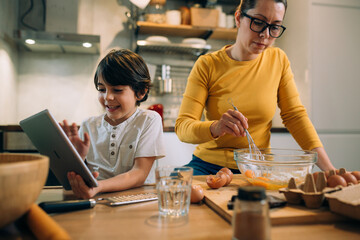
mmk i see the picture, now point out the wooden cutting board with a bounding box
[193,175,347,225]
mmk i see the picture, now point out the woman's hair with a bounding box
[237,0,287,14]
[94,49,151,106]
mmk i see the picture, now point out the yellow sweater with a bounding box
[175,46,323,169]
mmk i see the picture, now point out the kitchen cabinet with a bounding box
[145,131,360,184]
[270,132,360,171]
[159,132,196,166]
[155,131,300,171]
[145,131,196,183]
[309,0,360,132]
[309,0,360,170]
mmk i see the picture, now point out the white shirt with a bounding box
[79,108,165,181]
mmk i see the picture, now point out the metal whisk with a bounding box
[227,98,264,160]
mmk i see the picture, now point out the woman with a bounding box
[175,0,335,175]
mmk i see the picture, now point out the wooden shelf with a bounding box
[136,21,237,40]
[136,40,211,56]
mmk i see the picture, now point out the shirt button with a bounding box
[129,145,133,149]
[111,134,115,138]
[111,151,115,155]
[111,143,115,147]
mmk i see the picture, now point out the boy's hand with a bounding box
[67,171,100,199]
[60,120,90,160]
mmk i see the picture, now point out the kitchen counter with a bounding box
[165,126,289,133]
[0,125,288,133]
[2,176,359,240]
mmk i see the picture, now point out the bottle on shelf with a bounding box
[161,64,172,94]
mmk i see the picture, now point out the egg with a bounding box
[337,168,347,175]
[341,172,358,185]
[351,171,360,181]
[244,170,255,178]
[190,184,204,203]
[206,174,227,189]
[220,168,233,182]
[217,171,231,186]
[327,175,347,188]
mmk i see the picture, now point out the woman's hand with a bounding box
[67,171,100,199]
[210,109,248,138]
[60,120,90,160]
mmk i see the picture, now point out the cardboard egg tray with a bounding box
[279,169,360,220]
[279,172,339,209]
[325,184,360,220]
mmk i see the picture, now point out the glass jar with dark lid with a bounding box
[232,186,271,240]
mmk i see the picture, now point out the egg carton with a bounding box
[279,172,342,209]
[325,184,360,220]
[279,168,360,209]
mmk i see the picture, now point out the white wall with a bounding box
[15,0,136,124]
[0,0,18,124]
[271,0,311,127]
[17,52,101,122]
[10,0,231,125]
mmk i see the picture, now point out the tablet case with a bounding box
[19,109,98,190]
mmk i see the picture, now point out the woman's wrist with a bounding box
[210,121,219,138]
[312,147,335,171]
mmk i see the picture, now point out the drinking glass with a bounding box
[155,166,193,217]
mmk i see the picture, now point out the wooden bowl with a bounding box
[0,153,49,228]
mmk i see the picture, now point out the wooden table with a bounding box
[2,177,360,240]
[35,185,232,240]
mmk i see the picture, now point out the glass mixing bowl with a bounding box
[234,148,317,190]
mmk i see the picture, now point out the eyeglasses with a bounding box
[241,11,286,38]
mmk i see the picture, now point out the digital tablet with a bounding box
[19,109,98,190]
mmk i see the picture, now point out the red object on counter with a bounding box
[148,104,164,125]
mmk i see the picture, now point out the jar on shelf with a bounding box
[145,0,166,24]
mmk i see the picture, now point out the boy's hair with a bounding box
[94,49,151,106]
